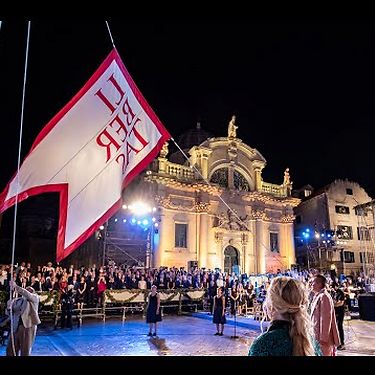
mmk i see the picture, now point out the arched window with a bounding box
[210,168,250,191]
[210,168,228,188]
[234,170,250,191]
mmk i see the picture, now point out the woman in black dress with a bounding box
[76,276,86,310]
[213,286,226,336]
[230,283,239,316]
[146,285,162,336]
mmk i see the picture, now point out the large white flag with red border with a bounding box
[0,48,170,262]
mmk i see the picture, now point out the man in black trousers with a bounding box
[60,285,75,329]
[332,282,346,350]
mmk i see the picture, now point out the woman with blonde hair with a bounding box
[249,276,321,356]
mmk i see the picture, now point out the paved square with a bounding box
[1,314,374,356]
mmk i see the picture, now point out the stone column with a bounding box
[200,149,212,179]
[254,168,262,191]
[199,213,208,268]
[286,222,296,267]
[256,220,266,274]
[278,222,296,270]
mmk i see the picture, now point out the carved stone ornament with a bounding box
[155,195,210,213]
[280,214,295,223]
[250,210,267,220]
[214,209,248,231]
[214,232,224,243]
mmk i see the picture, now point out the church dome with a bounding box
[169,122,213,164]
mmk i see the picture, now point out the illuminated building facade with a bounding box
[145,117,300,274]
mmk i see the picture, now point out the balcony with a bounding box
[261,181,286,198]
[165,162,195,180]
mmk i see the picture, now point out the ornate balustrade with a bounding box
[166,162,195,180]
[261,181,286,197]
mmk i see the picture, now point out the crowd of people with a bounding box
[0,261,369,321]
[0,260,373,356]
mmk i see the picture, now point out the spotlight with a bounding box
[99,225,104,230]
[154,222,159,228]
[131,218,136,224]
[131,202,150,216]
[123,219,127,223]
[114,218,118,222]
[137,220,141,225]
[122,204,127,210]
[152,217,156,222]
[142,219,149,225]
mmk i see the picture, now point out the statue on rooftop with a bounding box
[228,115,238,139]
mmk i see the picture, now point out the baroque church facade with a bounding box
[144,117,300,274]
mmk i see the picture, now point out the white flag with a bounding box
[0,49,170,261]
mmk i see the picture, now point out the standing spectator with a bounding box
[138,276,147,290]
[60,285,74,329]
[6,281,41,356]
[208,280,217,314]
[97,274,107,306]
[76,276,87,310]
[30,276,41,292]
[216,274,224,288]
[212,286,226,336]
[310,274,340,356]
[146,285,162,337]
[249,277,321,356]
[332,282,346,350]
[230,283,239,316]
[87,274,97,306]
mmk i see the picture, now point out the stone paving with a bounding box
[1,313,374,356]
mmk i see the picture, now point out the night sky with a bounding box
[1,20,375,197]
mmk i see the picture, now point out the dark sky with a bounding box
[1,20,375,197]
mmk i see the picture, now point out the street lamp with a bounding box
[301,229,311,269]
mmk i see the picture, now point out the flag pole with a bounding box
[8,20,31,357]
[105,21,116,49]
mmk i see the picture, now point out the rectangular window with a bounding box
[343,251,355,263]
[336,225,353,240]
[270,232,279,253]
[295,215,302,224]
[355,207,368,216]
[175,223,187,248]
[346,188,353,195]
[360,252,366,264]
[304,190,312,197]
[357,226,371,241]
[367,252,374,264]
[335,205,350,214]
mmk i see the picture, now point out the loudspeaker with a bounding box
[358,294,375,321]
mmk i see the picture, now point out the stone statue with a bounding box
[283,168,291,185]
[160,141,169,158]
[228,115,238,138]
